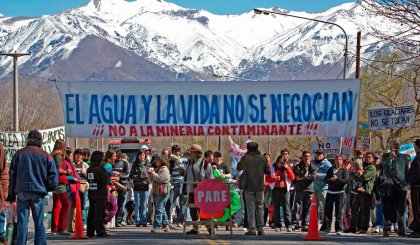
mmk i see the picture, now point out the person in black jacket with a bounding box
[292,151,316,231]
[408,139,420,238]
[87,151,111,238]
[129,150,151,227]
[320,155,349,234]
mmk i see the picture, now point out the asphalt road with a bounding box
[24,225,420,245]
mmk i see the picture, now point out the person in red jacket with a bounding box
[267,155,295,232]
[0,142,9,243]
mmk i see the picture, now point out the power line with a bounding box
[360,29,415,48]
[319,59,342,79]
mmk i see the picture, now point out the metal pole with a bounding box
[13,56,18,131]
[253,9,348,79]
[0,52,31,132]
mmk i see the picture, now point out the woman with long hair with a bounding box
[267,155,295,232]
[50,139,71,235]
[320,155,349,234]
[103,149,119,225]
[147,156,171,233]
[130,150,151,227]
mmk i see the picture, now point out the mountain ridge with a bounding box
[0,0,397,81]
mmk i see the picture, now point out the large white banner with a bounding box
[0,126,65,162]
[57,80,361,138]
[368,105,415,131]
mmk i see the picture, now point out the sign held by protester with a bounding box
[311,137,341,159]
[0,126,65,162]
[195,179,230,214]
[368,106,415,131]
[57,80,361,138]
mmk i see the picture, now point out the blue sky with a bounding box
[0,0,355,17]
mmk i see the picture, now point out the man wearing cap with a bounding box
[408,139,420,237]
[6,130,58,245]
[380,139,410,237]
[311,149,332,222]
[183,144,213,235]
[212,151,232,180]
[237,142,270,236]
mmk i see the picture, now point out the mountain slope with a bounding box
[0,0,399,81]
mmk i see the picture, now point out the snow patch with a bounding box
[115,60,122,67]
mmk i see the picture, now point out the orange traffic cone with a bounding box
[303,195,324,241]
[70,193,88,239]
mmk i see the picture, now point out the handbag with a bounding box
[153,182,170,196]
[79,180,89,193]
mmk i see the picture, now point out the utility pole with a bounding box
[353,32,362,154]
[0,52,31,131]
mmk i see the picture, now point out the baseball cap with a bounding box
[214,151,222,158]
[141,145,150,151]
[74,148,85,156]
[315,149,324,154]
[189,144,203,153]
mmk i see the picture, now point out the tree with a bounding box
[360,52,420,150]
[361,0,420,60]
[0,78,63,131]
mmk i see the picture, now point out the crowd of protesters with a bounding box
[1,130,420,244]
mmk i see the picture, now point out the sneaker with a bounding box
[286,227,293,232]
[162,226,170,232]
[372,227,380,233]
[390,224,396,233]
[120,221,127,226]
[176,223,183,227]
[232,223,239,228]
[116,222,122,227]
[186,229,199,235]
[168,224,177,230]
[151,228,161,233]
[258,230,265,236]
[383,230,390,237]
[245,230,257,236]
[336,231,342,236]
[274,228,280,232]
[270,223,276,229]
[301,226,308,232]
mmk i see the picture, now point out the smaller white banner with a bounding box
[368,106,415,130]
[0,126,65,162]
[311,137,341,159]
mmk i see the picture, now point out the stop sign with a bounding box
[194,179,230,214]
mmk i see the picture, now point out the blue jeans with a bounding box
[153,194,169,228]
[0,208,5,238]
[17,193,46,245]
[134,191,149,225]
[170,187,185,222]
[80,191,88,225]
[375,203,384,228]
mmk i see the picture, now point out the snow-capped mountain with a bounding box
[0,0,397,81]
